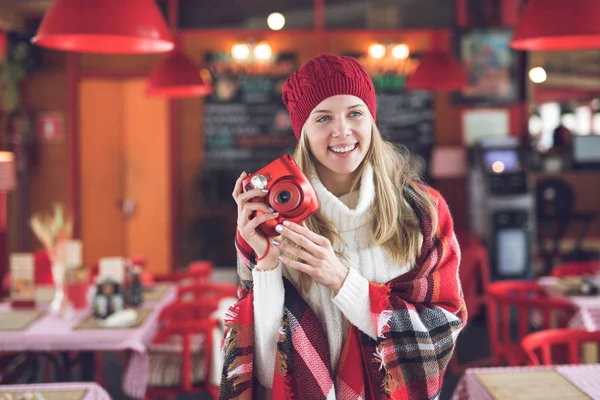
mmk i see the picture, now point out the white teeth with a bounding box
[329,144,356,153]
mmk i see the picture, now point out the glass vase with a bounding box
[50,259,73,318]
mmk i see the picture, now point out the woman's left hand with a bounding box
[273,220,349,293]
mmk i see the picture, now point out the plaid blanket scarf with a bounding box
[219,186,467,400]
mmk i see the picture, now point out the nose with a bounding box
[332,117,351,137]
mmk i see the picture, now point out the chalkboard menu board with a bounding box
[203,52,298,173]
[350,53,435,172]
[376,90,434,168]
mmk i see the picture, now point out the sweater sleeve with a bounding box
[252,264,285,389]
[332,268,377,339]
[235,230,285,389]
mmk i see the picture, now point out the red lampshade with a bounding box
[511,0,600,51]
[32,0,174,54]
[406,52,469,91]
[146,51,212,98]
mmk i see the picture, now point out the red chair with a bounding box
[522,328,600,365]
[456,231,491,320]
[551,260,600,278]
[158,298,221,327]
[487,280,577,366]
[448,231,494,374]
[153,260,213,285]
[178,261,213,285]
[177,282,238,302]
[145,318,220,399]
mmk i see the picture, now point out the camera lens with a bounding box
[277,190,291,204]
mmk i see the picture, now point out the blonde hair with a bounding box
[288,122,438,293]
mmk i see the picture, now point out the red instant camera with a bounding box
[242,154,320,237]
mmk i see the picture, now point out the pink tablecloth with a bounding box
[451,364,600,400]
[539,277,600,330]
[0,382,111,400]
[0,284,176,399]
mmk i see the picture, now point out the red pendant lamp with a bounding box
[32,0,174,54]
[511,0,600,51]
[146,48,212,98]
[406,32,468,91]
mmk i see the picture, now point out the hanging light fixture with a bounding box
[146,49,212,98]
[406,32,468,91]
[31,0,174,54]
[511,0,600,51]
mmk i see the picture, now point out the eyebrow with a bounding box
[310,104,364,115]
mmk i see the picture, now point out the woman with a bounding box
[221,53,466,400]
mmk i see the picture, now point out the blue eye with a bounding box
[349,111,363,117]
[316,116,332,123]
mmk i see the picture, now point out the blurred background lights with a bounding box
[391,44,410,60]
[529,67,547,83]
[231,43,250,60]
[267,12,285,30]
[253,42,272,60]
[368,43,386,59]
[492,161,505,174]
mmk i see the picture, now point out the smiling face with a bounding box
[303,95,372,180]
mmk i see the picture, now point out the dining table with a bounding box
[538,276,600,331]
[451,364,600,400]
[0,283,176,399]
[0,381,112,400]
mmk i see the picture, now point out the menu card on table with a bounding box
[98,257,126,284]
[64,239,83,268]
[475,369,591,399]
[9,253,35,307]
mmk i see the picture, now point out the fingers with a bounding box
[275,222,321,255]
[279,254,313,275]
[274,240,318,266]
[277,221,330,249]
[283,221,330,246]
[236,188,269,206]
[247,211,279,231]
[232,171,246,202]
[241,202,272,220]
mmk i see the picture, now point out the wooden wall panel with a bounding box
[79,80,125,267]
[21,51,69,251]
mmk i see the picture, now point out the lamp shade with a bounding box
[406,52,469,91]
[0,152,16,192]
[511,0,600,51]
[32,0,174,54]
[146,52,212,98]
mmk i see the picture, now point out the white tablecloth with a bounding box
[0,382,111,400]
[539,277,600,330]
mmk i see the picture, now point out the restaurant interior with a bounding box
[0,0,599,399]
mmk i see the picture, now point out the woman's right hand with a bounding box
[232,171,280,262]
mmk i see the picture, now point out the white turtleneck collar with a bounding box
[310,163,375,233]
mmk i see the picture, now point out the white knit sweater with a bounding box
[252,163,411,391]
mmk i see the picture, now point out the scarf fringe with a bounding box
[224,302,241,327]
[277,319,290,376]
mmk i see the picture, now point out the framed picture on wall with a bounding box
[454,29,522,105]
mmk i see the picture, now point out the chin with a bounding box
[322,155,364,176]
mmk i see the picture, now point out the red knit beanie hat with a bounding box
[282,53,377,139]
